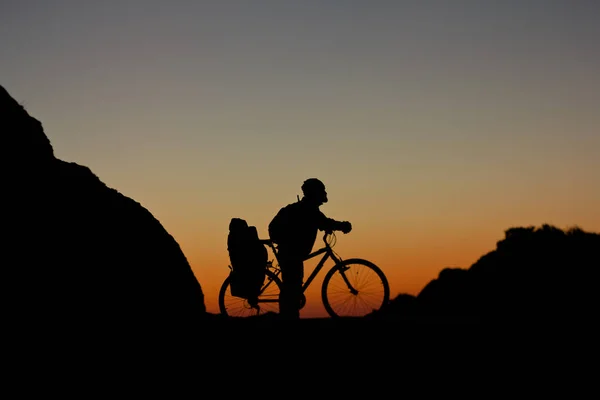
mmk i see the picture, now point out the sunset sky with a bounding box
[2,1,599,317]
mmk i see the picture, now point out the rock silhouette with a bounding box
[382,224,600,320]
[1,85,206,338]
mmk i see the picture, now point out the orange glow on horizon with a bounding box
[182,220,568,317]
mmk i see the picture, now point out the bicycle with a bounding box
[218,230,390,318]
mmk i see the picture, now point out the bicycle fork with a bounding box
[337,265,359,295]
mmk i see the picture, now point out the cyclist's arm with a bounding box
[317,211,349,232]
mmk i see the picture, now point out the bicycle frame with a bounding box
[221,229,390,317]
[262,231,345,294]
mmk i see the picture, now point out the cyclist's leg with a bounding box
[279,254,303,319]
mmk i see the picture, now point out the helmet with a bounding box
[301,178,327,203]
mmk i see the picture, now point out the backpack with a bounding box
[268,203,293,244]
[227,218,268,300]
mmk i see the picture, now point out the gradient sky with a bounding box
[2,0,599,317]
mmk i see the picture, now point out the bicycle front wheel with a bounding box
[218,269,282,317]
[321,258,390,318]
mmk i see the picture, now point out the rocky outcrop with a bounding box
[1,85,206,338]
[385,224,600,320]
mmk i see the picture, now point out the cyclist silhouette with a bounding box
[268,178,352,319]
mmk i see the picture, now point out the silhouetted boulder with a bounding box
[1,85,206,339]
[374,293,419,318]
[385,224,600,320]
[417,267,474,316]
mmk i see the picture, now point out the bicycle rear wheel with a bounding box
[321,258,390,318]
[218,269,282,317]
